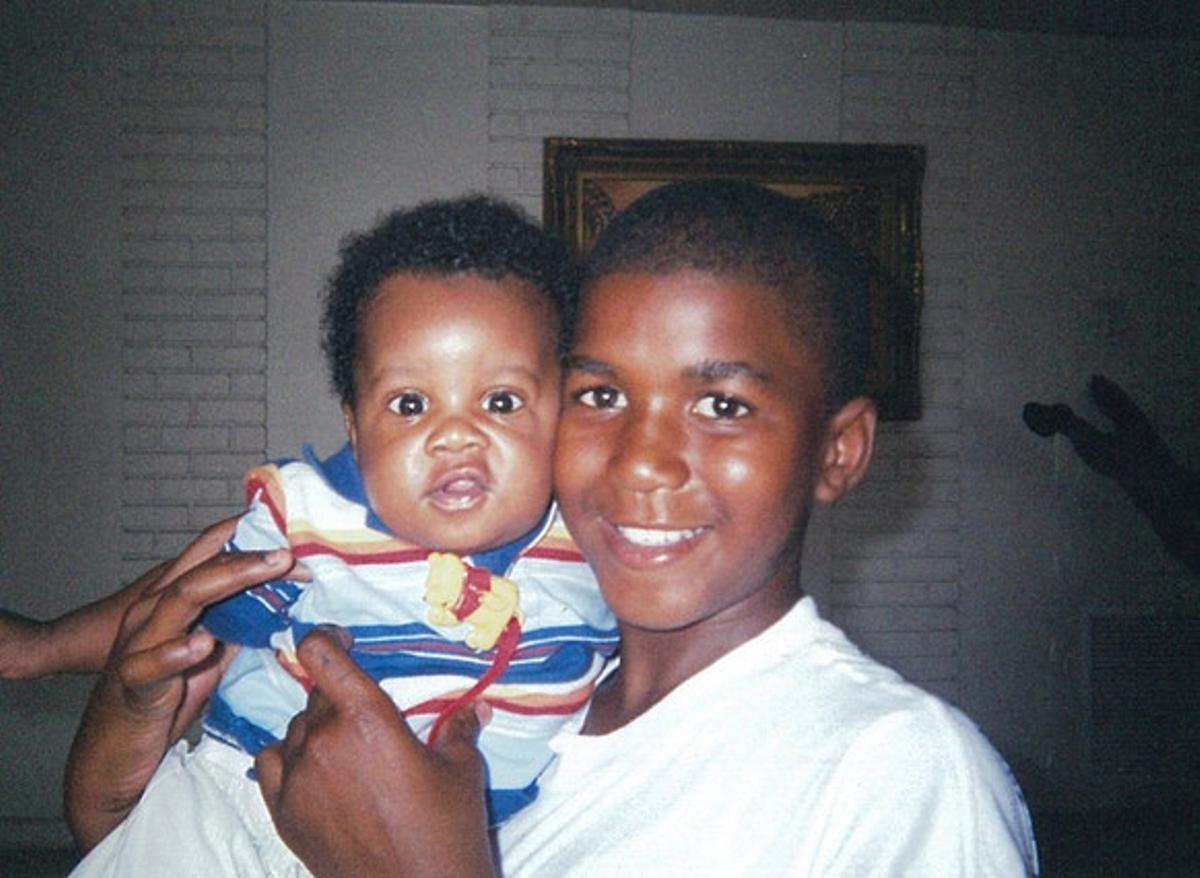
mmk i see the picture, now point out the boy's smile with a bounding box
[555,270,833,641]
[345,272,560,555]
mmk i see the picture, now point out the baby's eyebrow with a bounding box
[562,354,613,376]
[685,359,772,384]
[358,366,419,388]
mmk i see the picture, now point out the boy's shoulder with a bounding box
[702,601,990,760]
[501,506,615,633]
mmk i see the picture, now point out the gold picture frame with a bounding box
[543,137,925,420]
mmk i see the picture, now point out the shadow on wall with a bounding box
[1023,374,1200,577]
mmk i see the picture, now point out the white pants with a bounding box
[71,737,308,877]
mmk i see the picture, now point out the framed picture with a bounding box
[543,137,925,420]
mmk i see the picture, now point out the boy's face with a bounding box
[344,272,559,555]
[555,269,872,638]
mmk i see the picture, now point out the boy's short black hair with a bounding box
[323,195,576,406]
[581,179,872,413]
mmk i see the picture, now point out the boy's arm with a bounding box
[63,522,297,850]
[1,473,300,682]
[200,488,301,646]
[2,509,265,680]
[1,568,165,680]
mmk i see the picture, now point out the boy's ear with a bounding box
[814,396,877,504]
[341,403,358,450]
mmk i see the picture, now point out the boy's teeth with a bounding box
[616,525,701,547]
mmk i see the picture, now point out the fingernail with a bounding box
[188,629,215,656]
[474,700,493,727]
[263,549,289,565]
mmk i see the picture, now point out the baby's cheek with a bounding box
[509,440,555,508]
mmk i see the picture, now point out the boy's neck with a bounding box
[582,584,803,736]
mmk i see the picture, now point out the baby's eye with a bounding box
[387,392,428,417]
[574,386,626,410]
[692,393,750,420]
[483,390,524,414]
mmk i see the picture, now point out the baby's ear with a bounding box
[814,396,877,504]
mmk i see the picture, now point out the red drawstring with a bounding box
[426,616,522,747]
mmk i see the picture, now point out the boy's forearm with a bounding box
[63,678,172,849]
[64,634,241,851]
[1,564,166,680]
[48,565,167,673]
[63,534,286,852]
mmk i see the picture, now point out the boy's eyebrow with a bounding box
[685,359,773,384]
[565,355,773,385]
[562,354,614,376]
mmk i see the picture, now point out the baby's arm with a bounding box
[1,566,165,680]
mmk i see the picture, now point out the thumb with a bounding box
[431,701,491,763]
[295,626,387,713]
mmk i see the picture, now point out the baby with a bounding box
[70,196,617,876]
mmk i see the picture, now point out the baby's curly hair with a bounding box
[322,195,577,407]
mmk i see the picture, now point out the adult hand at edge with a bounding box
[64,519,299,850]
[255,628,496,878]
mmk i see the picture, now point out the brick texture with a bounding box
[118,0,267,577]
[834,23,979,698]
[486,6,632,216]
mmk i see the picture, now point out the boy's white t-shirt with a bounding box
[497,597,1038,877]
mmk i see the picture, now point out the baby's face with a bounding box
[344,271,560,555]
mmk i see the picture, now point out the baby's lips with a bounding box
[442,475,483,494]
[425,467,492,511]
[431,467,489,497]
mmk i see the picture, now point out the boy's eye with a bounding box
[387,392,428,417]
[482,390,524,414]
[692,393,750,420]
[574,385,626,410]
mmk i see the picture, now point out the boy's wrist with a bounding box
[65,674,178,849]
[0,610,56,680]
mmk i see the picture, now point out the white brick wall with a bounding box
[486,6,632,215]
[118,0,267,579]
[831,23,979,699]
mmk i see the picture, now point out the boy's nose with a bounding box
[610,409,689,492]
[426,413,487,454]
